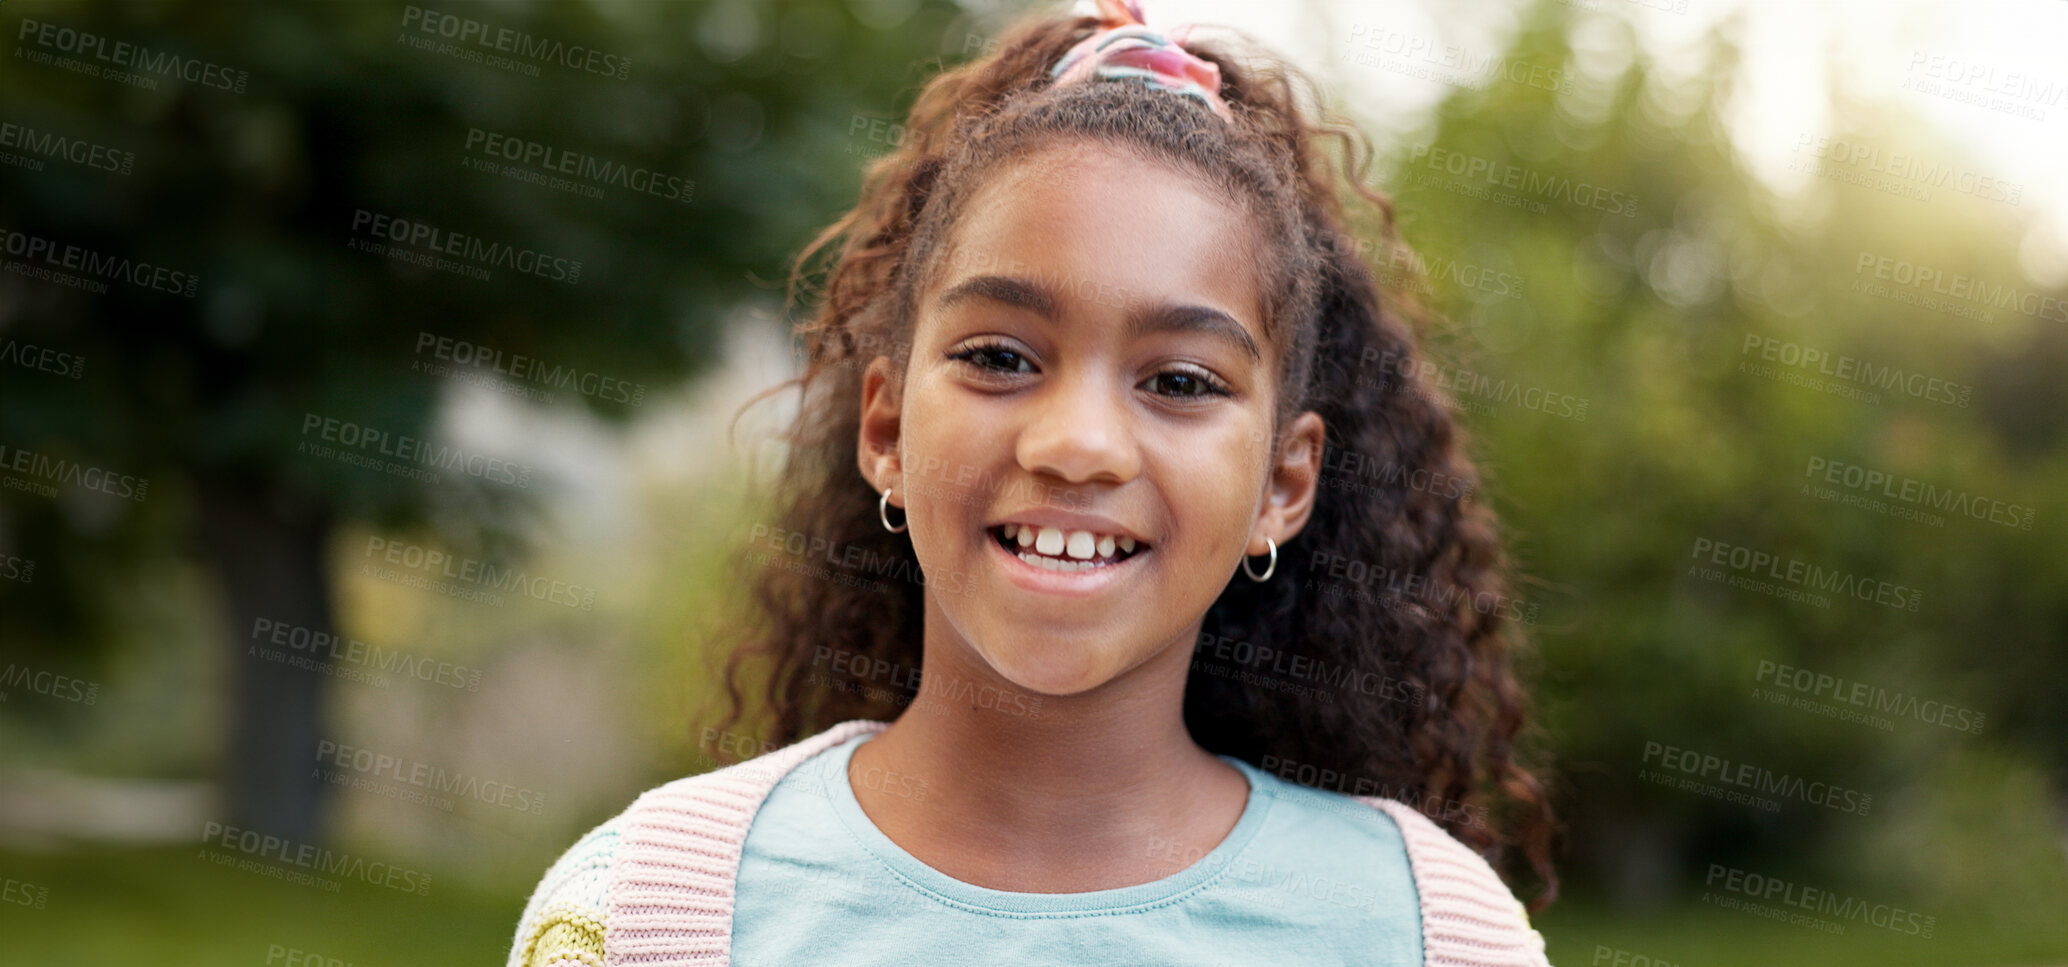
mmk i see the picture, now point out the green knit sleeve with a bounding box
[506,815,623,967]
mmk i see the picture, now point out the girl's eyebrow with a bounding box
[934,273,1261,363]
[936,274,1056,316]
[1139,304,1260,363]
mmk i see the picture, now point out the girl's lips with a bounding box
[985,526,1149,598]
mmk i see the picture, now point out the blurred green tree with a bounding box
[1354,0,2068,909]
[0,0,973,844]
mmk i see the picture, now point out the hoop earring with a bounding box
[879,487,908,534]
[1242,536,1276,582]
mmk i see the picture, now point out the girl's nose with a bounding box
[1012,371,1141,486]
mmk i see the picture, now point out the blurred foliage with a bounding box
[1357,0,2068,932]
[0,0,978,661]
[0,0,980,842]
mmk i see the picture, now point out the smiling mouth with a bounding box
[988,523,1148,573]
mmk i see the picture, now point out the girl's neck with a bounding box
[844,607,1249,892]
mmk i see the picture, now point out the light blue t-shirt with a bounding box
[732,732,1422,966]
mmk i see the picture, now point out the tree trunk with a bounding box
[196,479,333,846]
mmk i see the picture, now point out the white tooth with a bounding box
[1097,534,1116,558]
[1118,536,1136,553]
[1002,523,1017,541]
[1019,551,1098,572]
[1016,525,1035,548]
[1065,530,1096,559]
[1035,526,1064,555]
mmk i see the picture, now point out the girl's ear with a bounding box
[857,354,906,500]
[1249,410,1325,556]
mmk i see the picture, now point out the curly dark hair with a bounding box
[705,8,1558,908]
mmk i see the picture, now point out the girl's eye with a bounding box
[948,342,1033,375]
[1143,370,1232,399]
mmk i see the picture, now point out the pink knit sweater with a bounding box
[507,719,1551,966]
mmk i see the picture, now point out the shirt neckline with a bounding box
[820,732,1276,916]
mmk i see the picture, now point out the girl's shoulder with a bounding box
[1350,795,1552,966]
[1239,767,1549,963]
[505,719,888,967]
[505,811,621,967]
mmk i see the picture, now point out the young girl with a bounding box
[508,2,1555,964]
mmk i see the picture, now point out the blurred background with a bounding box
[2,0,2064,962]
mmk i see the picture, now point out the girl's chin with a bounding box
[967,639,1125,698]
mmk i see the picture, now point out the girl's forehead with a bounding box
[924,143,1267,332]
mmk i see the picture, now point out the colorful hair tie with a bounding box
[1049,0,1233,123]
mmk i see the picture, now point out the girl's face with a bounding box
[860,140,1324,698]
